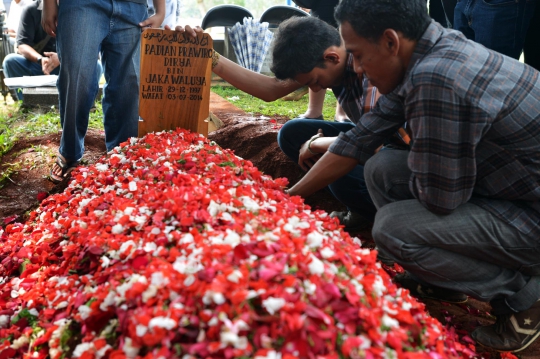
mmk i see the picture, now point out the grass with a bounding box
[0,161,21,190]
[211,85,338,120]
[0,102,105,158]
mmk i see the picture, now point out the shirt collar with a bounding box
[405,21,444,77]
[392,21,443,96]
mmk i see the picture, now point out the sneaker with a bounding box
[394,272,468,304]
[329,210,372,232]
[472,300,540,352]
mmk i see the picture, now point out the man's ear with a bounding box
[323,46,341,64]
[381,29,400,56]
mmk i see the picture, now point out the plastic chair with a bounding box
[201,4,254,29]
[201,5,254,63]
[257,6,309,75]
[260,5,309,27]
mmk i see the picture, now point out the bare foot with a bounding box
[51,162,63,178]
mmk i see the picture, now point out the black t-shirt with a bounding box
[16,0,56,54]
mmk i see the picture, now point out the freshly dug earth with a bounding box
[0,93,537,358]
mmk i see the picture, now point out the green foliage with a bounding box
[0,161,21,189]
[0,111,18,157]
[20,108,61,136]
[218,161,236,167]
[211,85,338,120]
[11,308,39,328]
[89,103,105,129]
[0,129,14,156]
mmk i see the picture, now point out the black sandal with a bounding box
[49,154,80,184]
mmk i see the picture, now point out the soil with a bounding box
[0,93,538,358]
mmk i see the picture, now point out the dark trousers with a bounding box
[429,0,458,28]
[454,0,536,60]
[367,149,540,315]
[524,2,540,71]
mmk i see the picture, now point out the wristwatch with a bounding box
[36,56,42,64]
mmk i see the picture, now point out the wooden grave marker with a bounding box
[139,29,213,137]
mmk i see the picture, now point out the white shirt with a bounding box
[6,0,25,33]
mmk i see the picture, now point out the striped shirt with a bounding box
[329,21,540,238]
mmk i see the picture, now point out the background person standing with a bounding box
[42,0,165,183]
[453,0,536,59]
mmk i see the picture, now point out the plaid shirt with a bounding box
[329,21,540,238]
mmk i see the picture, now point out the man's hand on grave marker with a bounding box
[171,25,204,38]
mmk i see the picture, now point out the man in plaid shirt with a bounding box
[288,0,540,353]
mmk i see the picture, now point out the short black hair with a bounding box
[334,0,431,42]
[270,16,341,80]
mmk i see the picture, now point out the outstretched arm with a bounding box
[174,25,302,102]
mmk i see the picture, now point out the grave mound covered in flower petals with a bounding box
[0,129,477,359]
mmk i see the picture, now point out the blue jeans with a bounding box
[454,0,537,59]
[366,149,540,315]
[2,54,61,100]
[277,119,376,220]
[56,0,147,161]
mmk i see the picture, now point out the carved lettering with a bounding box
[178,47,213,58]
[145,74,169,84]
[141,92,163,99]
[170,76,207,86]
[164,57,191,67]
[140,29,213,137]
[142,85,163,92]
[145,44,177,56]
[143,31,210,47]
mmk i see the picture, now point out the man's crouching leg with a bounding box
[366,152,540,352]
